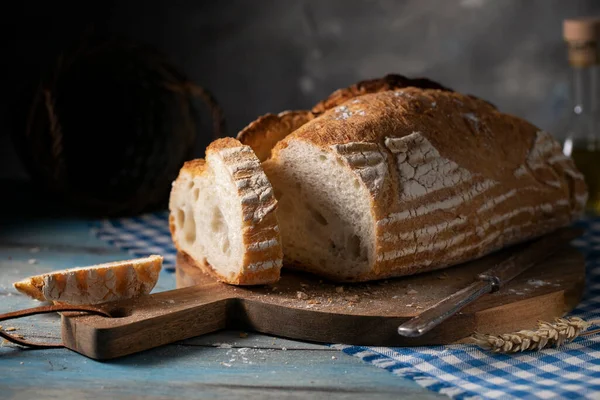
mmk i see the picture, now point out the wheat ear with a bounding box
[471,317,600,353]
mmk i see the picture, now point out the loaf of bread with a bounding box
[172,75,587,284]
[13,255,162,305]
[169,137,282,285]
[258,88,587,281]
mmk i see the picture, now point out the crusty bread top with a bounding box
[236,111,315,162]
[237,75,456,161]
[273,88,532,182]
[179,158,206,175]
[311,74,453,114]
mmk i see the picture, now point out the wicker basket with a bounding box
[14,35,224,217]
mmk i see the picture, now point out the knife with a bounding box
[397,227,583,338]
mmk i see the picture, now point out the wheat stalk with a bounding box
[471,317,600,353]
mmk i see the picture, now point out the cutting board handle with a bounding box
[61,285,232,360]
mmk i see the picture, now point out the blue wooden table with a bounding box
[0,196,443,399]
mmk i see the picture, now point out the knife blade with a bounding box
[397,227,583,338]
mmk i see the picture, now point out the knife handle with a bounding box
[397,280,492,337]
[398,227,583,337]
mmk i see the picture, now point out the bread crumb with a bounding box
[307,299,321,305]
[406,303,413,307]
[239,332,248,338]
[407,289,418,295]
[296,291,308,300]
[215,343,233,348]
[5,327,16,332]
[335,286,344,293]
[281,347,287,351]
[28,259,37,265]
[527,279,549,287]
[221,362,232,367]
[331,356,337,360]
[20,362,24,365]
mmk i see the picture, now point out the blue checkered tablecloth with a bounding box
[92,213,600,400]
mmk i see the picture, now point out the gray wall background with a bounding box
[3,0,600,180]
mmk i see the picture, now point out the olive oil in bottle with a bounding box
[560,17,600,214]
[570,148,600,212]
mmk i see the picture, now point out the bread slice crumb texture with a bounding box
[169,138,282,285]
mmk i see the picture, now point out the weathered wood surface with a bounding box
[0,217,444,399]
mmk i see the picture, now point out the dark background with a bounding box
[3,0,600,181]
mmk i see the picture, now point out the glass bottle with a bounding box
[561,17,600,214]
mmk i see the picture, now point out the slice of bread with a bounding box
[13,255,162,305]
[169,137,282,285]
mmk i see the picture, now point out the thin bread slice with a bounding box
[13,255,163,305]
[169,137,282,285]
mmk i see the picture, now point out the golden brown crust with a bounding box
[13,277,46,301]
[270,88,587,281]
[236,111,315,162]
[311,74,453,114]
[179,158,207,176]
[206,136,246,152]
[13,256,163,304]
[274,88,520,176]
[235,75,454,164]
[179,250,280,285]
[168,213,177,246]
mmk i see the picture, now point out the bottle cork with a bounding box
[563,17,600,67]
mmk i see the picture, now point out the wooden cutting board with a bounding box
[61,243,585,360]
